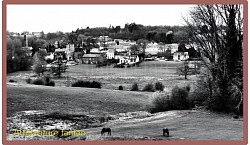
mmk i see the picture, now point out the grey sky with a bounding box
[7,5,195,33]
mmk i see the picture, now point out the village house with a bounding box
[118,55,139,65]
[90,48,102,54]
[108,45,128,52]
[82,54,106,64]
[164,43,179,54]
[54,44,76,61]
[173,52,189,61]
[54,49,67,60]
[145,43,160,56]
[45,52,54,61]
[107,48,116,59]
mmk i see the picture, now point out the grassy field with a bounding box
[86,110,243,140]
[7,61,243,141]
[7,61,196,90]
[7,84,243,140]
[7,85,152,117]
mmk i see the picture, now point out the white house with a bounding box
[54,44,75,61]
[165,43,179,54]
[90,48,101,54]
[108,45,128,52]
[145,43,160,56]
[118,55,139,64]
[173,52,189,61]
[45,52,54,60]
[107,49,116,59]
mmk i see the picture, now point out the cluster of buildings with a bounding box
[145,42,191,61]
[43,37,139,66]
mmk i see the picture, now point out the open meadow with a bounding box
[7,61,196,91]
[6,84,243,140]
[6,61,243,141]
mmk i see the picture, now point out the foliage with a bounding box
[7,38,33,73]
[148,86,190,113]
[142,83,155,92]
[171,86,189,110]
[118,85,123,90]
[45,81,55,86]
[177,60,190,79]
[26,78,32,84]
[9,79,16,83]
[44,75,55,86]
[155,82,164,91]
[32,78,44,85]
[32,50,47,75]
[131,83,139,91]
[185,5,243,113]
[148,92,171,113]
[72,80,101,88]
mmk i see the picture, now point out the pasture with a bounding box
[6,85,243,140]
[7,61,196,90]
[6,60,243,141]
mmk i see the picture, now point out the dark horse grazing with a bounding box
[101,128,111,136]
[163,128,169,137]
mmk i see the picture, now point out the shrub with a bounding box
[155,82,164,91]
[91,81,101,88]
[185,85,191,92]
[32,78,44,85]
[147,92,171,113]
[44,76,51,84]
[118,85,123,90]
[9,79,16,83]
[131,83,139,91]
[143,83,155,92]
[26,78,32,84]
[72,80,102,88]
[148,86,191,113]
[171,86,189,110]
[99,116,106,123]
[45,81,55,86]
[43,75,55,86]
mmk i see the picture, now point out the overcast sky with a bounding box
[7,5,195,33]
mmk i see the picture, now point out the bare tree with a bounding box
[184,4,243,113]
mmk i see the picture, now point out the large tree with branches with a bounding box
[185,5,243,113]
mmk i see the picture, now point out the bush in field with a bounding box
[32,78,44,85]
[72,80,102,88]
[9,79,16,83]
[155,82,164,91]
[91,81,101,88]
[45,81,55,86]
[143,83,155,92]
[26,78,32,84]
[147,92,171,113]
[43,75,55,86]
[148,86,191,113]
[185,84,191,92]
[171,86,189,110]
[118,85,123,90]
[131,83,139,91]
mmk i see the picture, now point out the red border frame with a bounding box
[2,1,248,145]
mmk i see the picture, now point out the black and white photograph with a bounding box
[5,4,244,141]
